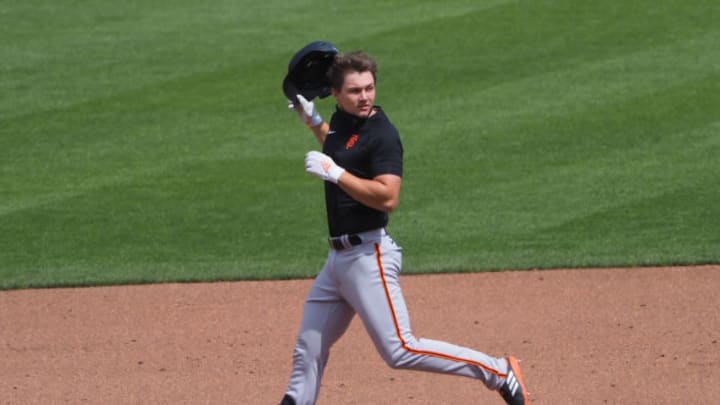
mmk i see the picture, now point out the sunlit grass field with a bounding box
[1,0,719,289]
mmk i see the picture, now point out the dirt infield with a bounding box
[1,265,718,404]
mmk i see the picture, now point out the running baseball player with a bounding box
[278,42,529,405]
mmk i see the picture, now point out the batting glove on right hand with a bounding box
[288,94,323,127]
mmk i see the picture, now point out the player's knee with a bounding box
[384,350,414,370]
[379,341,416,370]
[293,331,327,363]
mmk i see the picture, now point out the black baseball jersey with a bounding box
[323,106,403,237]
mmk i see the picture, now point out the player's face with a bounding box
[333,71,375,118]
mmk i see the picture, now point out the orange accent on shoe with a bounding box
[507,356,529,404]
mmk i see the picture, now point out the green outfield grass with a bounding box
[1,0,719,289]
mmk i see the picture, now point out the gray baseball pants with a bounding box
[284,228,508,405]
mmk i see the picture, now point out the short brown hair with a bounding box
[327,51,378,90]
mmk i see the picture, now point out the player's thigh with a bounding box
[337,244,408,353]
[298,266,354,339]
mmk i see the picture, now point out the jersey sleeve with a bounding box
[369,126,403,178]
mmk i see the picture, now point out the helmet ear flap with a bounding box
[282,41,339,105]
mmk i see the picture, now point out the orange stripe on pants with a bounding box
[374,243,507,378]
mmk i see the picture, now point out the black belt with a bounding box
[328,234,363,250]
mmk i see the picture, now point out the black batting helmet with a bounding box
[282,41,339,106]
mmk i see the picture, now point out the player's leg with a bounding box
[336,233,508,390]
[283,261,355,405]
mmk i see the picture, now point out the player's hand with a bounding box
[305,151,345,184]
[288,95,323,127]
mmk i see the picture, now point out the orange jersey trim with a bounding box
[373,243,507,378]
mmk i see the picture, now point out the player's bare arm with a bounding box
[304,152,400,213]
[336,173,401,213]
[309,121,329,145]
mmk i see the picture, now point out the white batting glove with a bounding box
[288,95,323,127]
[305,151,346,184]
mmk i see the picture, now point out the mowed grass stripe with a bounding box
[0,1,497,215]
[1,0,719,288]
[391,3,719,272]
[0,0,498,120]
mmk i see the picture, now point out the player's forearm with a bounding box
[309,122,329,145]
[337,173,401,213]
[303,152,401,212]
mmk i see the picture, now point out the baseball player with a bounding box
[278,42,529,405]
